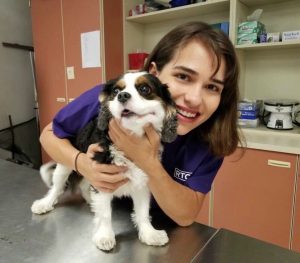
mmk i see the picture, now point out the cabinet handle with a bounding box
[56,97,66,103]
[267,159,291,168]
[68,98,75,103]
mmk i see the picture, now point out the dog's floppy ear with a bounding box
[97,104,112,131]
[162,107,177,143]
[160,83,178,143]
[97,78,118,131]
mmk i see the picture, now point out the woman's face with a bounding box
[150,40,226,135]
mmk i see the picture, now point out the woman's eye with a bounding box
[139,85,151,95]
[175,73,190,82]
[207,84,220,93]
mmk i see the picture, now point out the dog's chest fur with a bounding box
[74,117,156,196]
[109,144,152,196]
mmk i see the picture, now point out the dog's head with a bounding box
[98,72,177,143]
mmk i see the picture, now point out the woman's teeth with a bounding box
[177,108,197,118]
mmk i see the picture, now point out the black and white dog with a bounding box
[31,72,177,251]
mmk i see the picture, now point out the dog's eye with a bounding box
[112,87,120,95]
[138,85,151,95]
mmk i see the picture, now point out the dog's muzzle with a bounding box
[118,92,131,104]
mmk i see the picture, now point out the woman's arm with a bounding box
[40,122,128,192]
[108,119,205,226]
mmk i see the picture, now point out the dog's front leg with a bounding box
[31,164,72,214]
[91,191,115,251]
[131,188,169,246]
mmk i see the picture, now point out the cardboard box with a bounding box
[238,110,260,120]
[238,100,262,111]
[238,118,260,128]
[282,30,300,42]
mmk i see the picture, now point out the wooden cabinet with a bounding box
[103,0,124,80]
[31,0,103,125]
[31,0,103,161]
[60,0,103,100]
[212,148,298,249]
[31,0,67,132]
[292,157,300,252]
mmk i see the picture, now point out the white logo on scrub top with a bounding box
[174,168,192,181]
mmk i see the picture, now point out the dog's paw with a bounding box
[139,229,169,246]
[93,232,116,251]
[31,199,54,214]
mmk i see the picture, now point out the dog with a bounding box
[31,72,178,251]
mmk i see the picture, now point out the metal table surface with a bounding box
[192,228,300,263]
[2,159,300,263]
[0,159,217,263]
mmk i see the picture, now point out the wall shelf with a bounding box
[235,40,300,50]
[125,0,230,24]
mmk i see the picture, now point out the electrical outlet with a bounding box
[66,66,75,79]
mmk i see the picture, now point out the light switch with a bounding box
[66,66,75,79]
[56,97,66,103]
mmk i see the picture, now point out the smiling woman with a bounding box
[39,21,241,227]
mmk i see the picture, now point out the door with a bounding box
[213,148,297,249]
[292,156,300,252]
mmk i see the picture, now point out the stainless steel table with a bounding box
[2,159,300,263]
[0,159,216,263]
[192,228,300,263]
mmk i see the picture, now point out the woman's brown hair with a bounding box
[143,21,242,157]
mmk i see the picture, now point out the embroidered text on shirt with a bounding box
[174,168,192,182]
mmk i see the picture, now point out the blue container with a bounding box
[169,0,191,8]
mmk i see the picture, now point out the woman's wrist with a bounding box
[74,151,83,175]
[74,151,90,177]
[143,158,164,180]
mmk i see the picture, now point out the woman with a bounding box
[40,21,241,226]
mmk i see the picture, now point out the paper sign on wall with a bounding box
[80,30,101,68]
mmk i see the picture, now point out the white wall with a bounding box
[0,0,34,129]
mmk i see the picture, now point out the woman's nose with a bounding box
[184,84,203,107]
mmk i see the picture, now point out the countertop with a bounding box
[1,159,300,263]
[241,125,300,154]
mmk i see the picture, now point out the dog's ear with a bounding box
[160,83,178,143]
[162,106,178,143]
[97,78,118,131]
[97,103,112,131]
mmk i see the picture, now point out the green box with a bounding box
[238,21,265,34]
[237,32,259,45]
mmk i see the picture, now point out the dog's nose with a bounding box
[117,92,131,103]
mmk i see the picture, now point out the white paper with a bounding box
[81,30,101,68]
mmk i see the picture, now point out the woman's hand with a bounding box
[77,143,128,193]
[108,118,161,171]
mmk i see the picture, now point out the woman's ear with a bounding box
[149,62,159,76]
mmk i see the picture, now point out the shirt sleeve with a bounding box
[186,154,223,194]
[52,85,102,139]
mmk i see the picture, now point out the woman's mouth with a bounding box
[176,106,200,121]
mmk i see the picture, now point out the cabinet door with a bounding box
[31,0,67,130]
[292,157,300,252]
[103,0,124,80]
[62,0,102,101]
[213,148,297,249]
